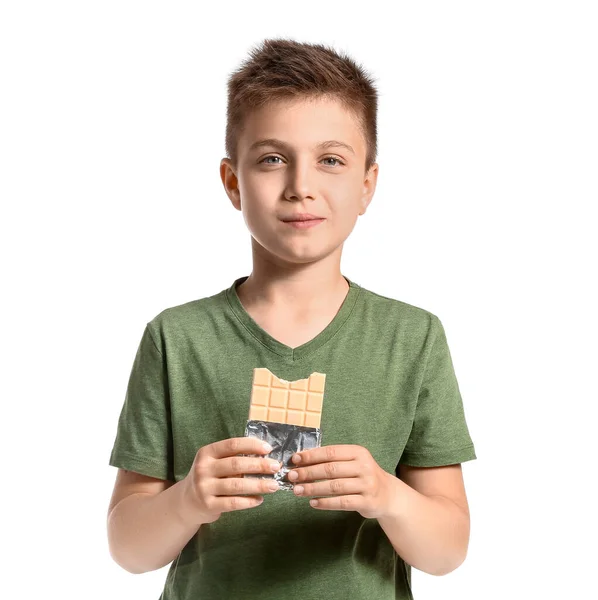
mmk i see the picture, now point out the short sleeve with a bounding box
[399,315,477,467]
[109,322,174,481]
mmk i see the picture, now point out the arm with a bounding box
[107,469,206,574]
[107,438,282,575]
[377,464,471,576]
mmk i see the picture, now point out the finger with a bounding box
[213,455,281,478]
[287,460,359,484]
[214,476,281,497]
[213,494,265,513]
[291,445,361,467]
[307,495,362,511]
[208,437,273,460]
[293,477,362,498]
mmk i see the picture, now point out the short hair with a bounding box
[225,38,379,172]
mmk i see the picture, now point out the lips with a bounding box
[281,213,323,222]
[282,218,325,229]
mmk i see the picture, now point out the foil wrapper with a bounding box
[243,419,322,491]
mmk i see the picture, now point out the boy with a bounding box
[107,38,477,599]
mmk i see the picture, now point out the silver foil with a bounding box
[243,419,322,491]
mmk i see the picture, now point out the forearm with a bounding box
[107,479,204,574]
[377,474,470,576]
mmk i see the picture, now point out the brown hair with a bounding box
[224,38,379,172]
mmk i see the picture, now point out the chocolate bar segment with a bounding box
[248,368,326,428]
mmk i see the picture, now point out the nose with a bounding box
[284,159,316,202]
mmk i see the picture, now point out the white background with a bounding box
[2,1,596,598]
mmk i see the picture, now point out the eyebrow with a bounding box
[248,138,355,155]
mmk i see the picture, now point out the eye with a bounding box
[259,155,345,167]
[260,155,284,165]
[321,156,345,167]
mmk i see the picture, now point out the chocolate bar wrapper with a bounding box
[243,419,322,491]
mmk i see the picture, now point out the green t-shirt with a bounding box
[109,275,477,599]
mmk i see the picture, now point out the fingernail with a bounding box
[288,470,298,480]
[270,461,280,471]
[262,442,273,452]
[292,454,301,464]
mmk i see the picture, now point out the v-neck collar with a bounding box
[225,274,362,361]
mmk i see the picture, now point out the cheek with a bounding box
[243,204,270,238]
[240,177,278,211]
[331,191,363,225]
[243,170,280,192]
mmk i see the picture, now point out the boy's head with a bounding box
[223,38,378,174]
[220,38,379,266]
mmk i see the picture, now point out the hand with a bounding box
[182,437,282,524]
[286,444,396,519]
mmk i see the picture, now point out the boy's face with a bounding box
[220,96,378,267]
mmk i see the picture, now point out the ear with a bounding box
[358,162,379,216]
[220,158,242,211]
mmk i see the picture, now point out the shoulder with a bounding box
[356,284,439,335]
[144,288,228,347]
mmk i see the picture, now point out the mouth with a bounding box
[281,215,324,222]
[281,218,325,229]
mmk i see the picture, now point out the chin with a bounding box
[279,242,344,264]
[253,229,344,261]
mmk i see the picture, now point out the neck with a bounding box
[237,240,349,314]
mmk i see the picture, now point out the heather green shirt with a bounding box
[109,275,477,599]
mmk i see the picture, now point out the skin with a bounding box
[287,444,394,517]
[106,96,470,577]
[218,95,471,575]
[287,445,471,576]
[218,96,396,514]
[220,95,378,321]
